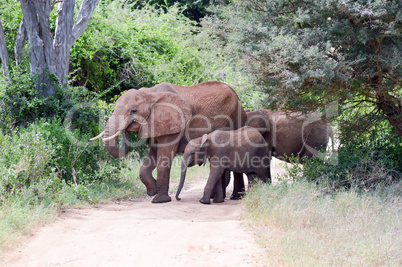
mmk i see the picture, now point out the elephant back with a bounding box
[172,81,247,139]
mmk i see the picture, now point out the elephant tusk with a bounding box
[103,130,122,141]
[89,131,105,141]
[133,119,146,125]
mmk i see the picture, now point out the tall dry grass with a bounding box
[242,181,401,266]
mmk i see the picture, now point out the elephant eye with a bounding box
[191,151,195,155]
[131,109,137,114]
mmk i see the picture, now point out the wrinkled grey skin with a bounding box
[96,81,246,203]
[176,126,270,204]
[231,109,333,199]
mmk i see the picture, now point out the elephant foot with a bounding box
[230,192,244,200]
[143,180,158,197]
[152,193,172,203]
[213,197,224,203]
[230,194,240,200]
[147,188,157,197]
[199,197,211,205]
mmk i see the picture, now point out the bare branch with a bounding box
[70,0,100,47]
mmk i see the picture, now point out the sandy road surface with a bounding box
[1,179,266,267]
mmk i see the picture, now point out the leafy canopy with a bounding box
[203,0,401,134]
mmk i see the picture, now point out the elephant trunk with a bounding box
[104,115,130,158]
[176,160,189,201]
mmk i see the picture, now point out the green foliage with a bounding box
[70,1,209,97]
[0,0,23,63]
[205,0,401,109]
[203,0,402,138]
[0,118,146,203]
[0,125,59,199]
[0,67,99,132]
[201,0,402,187]
[0,66,147,208]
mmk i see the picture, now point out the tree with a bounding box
[7,0,99,96]
[0,20,9,78]
[203,0,402,136]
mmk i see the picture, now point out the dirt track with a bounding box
[2,158,290,267]
[2,179,265,267]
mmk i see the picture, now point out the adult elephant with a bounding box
[231,109,333,199]
[90,81,247,203]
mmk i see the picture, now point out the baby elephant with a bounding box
[176,126,271,204]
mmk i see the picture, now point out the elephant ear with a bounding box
[138,92,192,138]
[200,134,209,166]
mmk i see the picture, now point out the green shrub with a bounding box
[0,0,24,64]
[0,118,146,203]
[0,68,100,133]
[0,125,58,198]
[70,1,206,97]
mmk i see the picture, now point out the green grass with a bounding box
[242,181,402,266]
[0,193,59,252]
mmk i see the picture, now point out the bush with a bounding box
[0,68,102,133]
[70,1,206,97]
[0,118,145,203]
[0,63,150,190]
[0,124,60,201]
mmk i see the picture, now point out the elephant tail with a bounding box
[176,162,188,201]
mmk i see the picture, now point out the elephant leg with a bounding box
[246,173,256,187]
[210,185,217,199]
[210,165,217,199]
[211,170,229,200]
[257,153,272,184]
[139,146,157,196]
[213,175,224,203]
[222,170,230,199]
[230,172,245,200]
[200,166,225,204]
[255,166,272,184]
[152,139,179,203]
[265,166,272,184]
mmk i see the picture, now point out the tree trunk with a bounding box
[378,92,402,137]
[18,0,100,96]
[53,0,75,86]
[14,19,27,66]
[0,20,9,79]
